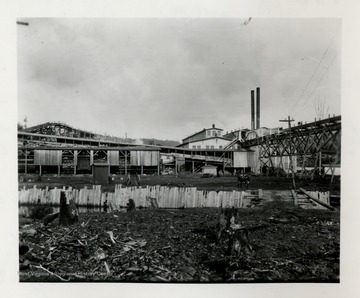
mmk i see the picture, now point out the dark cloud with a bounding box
[17,18,341,141]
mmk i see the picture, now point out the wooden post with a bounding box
[90,150,94,165]
[74,150,77,176]
[312,153,319,180]
[175,156,178,175]
[107,150,111,176]
[192,160,194,174]
[157,151,160,175]
[58,165,60,177]
[290,189,298,206]
[39,165,42,176]
[25,150,28,175]
[125,152,128,176]
[141,164,143,176]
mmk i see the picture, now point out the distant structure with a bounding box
[178,124,232,149]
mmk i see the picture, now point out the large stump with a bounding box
[59,191,79,226]
[127,198,136,212]
[215,207,252,255]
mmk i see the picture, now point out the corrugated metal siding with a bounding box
[93,165,109,185]
[34,150,62,165]
[247,152,255,168]
[108,151,119,165]
[130,151,159,166]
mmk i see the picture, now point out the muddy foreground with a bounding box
[19,197,340,283]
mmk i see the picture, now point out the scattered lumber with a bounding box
[298,188,336,211]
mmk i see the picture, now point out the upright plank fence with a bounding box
[18,185,258,209]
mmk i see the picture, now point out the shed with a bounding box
[201,165,218,175]
[93,163,110,185]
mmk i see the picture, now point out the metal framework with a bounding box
[23,122,97,139]
[243,116,341,181]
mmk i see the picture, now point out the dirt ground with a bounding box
[19,200,340,282]
[18,174,340,283]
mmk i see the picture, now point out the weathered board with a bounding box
[19,185,259,209]
[130,151,159,166]
[34,150,62,165]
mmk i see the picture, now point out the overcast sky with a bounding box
[17,18,341,141]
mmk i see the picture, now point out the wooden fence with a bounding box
[18,185,259,209]
[18,185,331,210]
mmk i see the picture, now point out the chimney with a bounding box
[251,90,255,130]
[212,124,215,128]
[256,87,260,129]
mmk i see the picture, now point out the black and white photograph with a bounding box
[2,0,360,296]
[16,17,342,283]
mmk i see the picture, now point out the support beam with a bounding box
[125,153,128,176]
[175,157,178,175]
[25,150,28,175]
[299,188,335,211]
[157,151,160,176]
[251,90,255,130]
[256,87,260,129]
[74,150,78,176]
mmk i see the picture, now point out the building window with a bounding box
[219,145,223,149]
[211,145,214,149]
[192,145,196,149]
[207,131,211,136]
[206,145,209,149]
[197,145,201,149]
[212,131,216,136]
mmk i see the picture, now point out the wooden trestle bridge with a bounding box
[242,115,341,180]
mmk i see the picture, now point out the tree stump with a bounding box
[227,228,252,256]
[59,191,79,226]
[215,207,252,255]
[127,198,136,212]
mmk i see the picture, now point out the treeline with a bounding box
[141,138,180,147]
[18,122,180,147]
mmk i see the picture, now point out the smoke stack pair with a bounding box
[251,87,260,130]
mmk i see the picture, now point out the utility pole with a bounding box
[279,116,296,188]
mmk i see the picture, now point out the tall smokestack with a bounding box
[256,87,260,129]
[251,90,255,130]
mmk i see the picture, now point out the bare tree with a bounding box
[314,96,330,120]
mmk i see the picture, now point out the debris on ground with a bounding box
[18,199,339,282]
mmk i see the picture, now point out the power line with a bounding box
[301,50,339,108]
[289,30,338,115]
